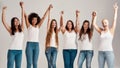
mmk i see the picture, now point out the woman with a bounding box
[93,3,118,68]
[2,2,24,68]
[45,5,60,68]
[24,3,53,68]
[60,11,78,68]
[77,11,95,68]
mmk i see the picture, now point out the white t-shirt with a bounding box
[99,30,113,51]
[10,32,24,50]
[27,25,39,42]
[77,33,93,50]
[49,32,57,48]
[63,31,77,49]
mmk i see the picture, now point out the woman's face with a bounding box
[14,18,20,26]
[32,17,37,25]
[102,19,109,28]
[83,22,89,30]
[51,21,57,28]
[67,21,72,30]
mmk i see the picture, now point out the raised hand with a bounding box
[49,4,53,10]
[61,11,64,15]
[92,11,96,18]
[20,1,24,8]
[76,10,80,17]
[113,3,118,10]
[3,6,7,10]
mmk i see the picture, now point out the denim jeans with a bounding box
[7,50,22,68]
[63,49,77,68]
[78,50,94,68]
[98,51,114,68]
[45,47,58,68]
[26,42,39,68]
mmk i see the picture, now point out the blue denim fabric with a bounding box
[78,50,94,68]
[7,50,22,68]
[26,42,39,68]
[98,51,114,68]
[63,49,77,68]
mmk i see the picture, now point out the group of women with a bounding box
[1,1,118,68]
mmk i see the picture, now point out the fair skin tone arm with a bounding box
[110,3,118,36]
[91,12,96,32]
[38,4,53,28]
[93,11,102,34]
[20,2,25,31]
[47,7,60,33]
[60,11,66,34]
[2,6,11,34]
[24,11,30,28]
[47,10,51,32]
[75,10,80,33]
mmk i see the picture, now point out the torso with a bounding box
[99,30,113,51]
[63,30,77,49]
[10,32,24,50]
[27,25,39,42]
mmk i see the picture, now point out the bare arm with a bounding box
[24,11,30,28]
[38,4,53,28]
[60,11,65,34]
[2,6,11,34]
[91,11,95,32]
[20,2,25,31]
[75,10,80,33]
[92,11,102,34]
[47,10,50,32]
[110,3,118,35]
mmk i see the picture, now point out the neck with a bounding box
[52,28,55,32]
[104,26,109,31]
[32,24,36,27]
[15,26,19,32]
[84,29,87,33]
[68,29,72,32]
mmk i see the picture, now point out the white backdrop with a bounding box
[0,0,120,68]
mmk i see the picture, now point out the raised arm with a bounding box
[110,3,118,35]
[47,9,51,32]
[20,2,25,31]
[2,6,11,34]
[60,11,65,34]
[91,11,95,32]
[92,11,102,34]
[38,4,53,28]
[75,10,80,33]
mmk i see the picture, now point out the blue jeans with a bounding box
[7,50,22,68]
[98,51,114,68]
[26,42,39,68]
[45,47,58,68]
[63,49,77,68]
[78,50,93,68]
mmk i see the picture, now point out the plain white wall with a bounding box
[0,0,120,68]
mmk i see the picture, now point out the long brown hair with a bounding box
[11,17,22,35]
[79,20,92,41]
[45,19,59,47]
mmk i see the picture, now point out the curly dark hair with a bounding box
[28,13,41,25]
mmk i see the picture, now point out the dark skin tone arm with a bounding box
[38,4,53,28]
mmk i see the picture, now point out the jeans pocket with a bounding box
[45,47,50,53]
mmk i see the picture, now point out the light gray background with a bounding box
[0,0,120,68]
